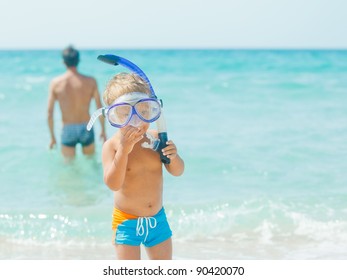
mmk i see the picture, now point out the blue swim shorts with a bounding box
[112,207,172,247]
[61,123,94,147]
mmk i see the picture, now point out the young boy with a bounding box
[101,73,185,260]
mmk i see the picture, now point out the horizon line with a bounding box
[0,47,347,51]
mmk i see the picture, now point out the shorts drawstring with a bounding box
[136,216,157,243]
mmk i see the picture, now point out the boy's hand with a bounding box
[162,140,184,176]
[162,140,178,160]
[118,126,144,154]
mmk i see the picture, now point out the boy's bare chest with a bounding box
[127,144,162,172]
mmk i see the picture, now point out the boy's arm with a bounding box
[102,139,128,191]
[163,140,185,176]
[102,127,144,191]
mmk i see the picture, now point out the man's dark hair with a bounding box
[62,46,80,67]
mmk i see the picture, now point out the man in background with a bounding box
[47,45,106,159]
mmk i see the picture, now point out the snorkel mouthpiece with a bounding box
[95,54,170,164]
[87,108,104,131]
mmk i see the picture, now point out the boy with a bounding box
[101,73,184,260]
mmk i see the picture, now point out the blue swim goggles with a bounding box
[88,92,161,129]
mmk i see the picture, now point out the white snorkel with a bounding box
[87,54,170,164]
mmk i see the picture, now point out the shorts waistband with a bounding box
[111,207,164,230]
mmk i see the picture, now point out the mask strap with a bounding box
[87,108,105,131]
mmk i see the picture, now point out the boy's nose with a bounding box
[128,114,142,127]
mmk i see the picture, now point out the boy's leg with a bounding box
[145,238,172,260]
[115,244,141,260]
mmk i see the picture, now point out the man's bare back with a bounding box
[51,70,97,124]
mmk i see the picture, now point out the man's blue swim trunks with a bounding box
[112,207,172,247]
[61,122,94,147]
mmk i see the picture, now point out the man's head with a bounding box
[103,72,151,106]
[62,46,80,67]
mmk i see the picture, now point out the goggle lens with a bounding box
[107,99,161,127]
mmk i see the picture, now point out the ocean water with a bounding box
[0,49,347,259]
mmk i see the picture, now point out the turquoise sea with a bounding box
[0,49,347,259]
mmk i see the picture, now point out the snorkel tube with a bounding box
[97,54,170,164]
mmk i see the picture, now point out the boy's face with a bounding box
[107,92,161,129]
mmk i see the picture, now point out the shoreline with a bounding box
[1,239,347,260]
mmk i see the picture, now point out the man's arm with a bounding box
[92,79,107,142]
[47,82,56,149]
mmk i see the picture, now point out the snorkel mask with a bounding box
[102,92,161,128]
[87,54,170,164]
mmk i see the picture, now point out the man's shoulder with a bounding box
[50,74,66,88]
[51,74,66,82]
[78,74,97,90]
[80,73,97,83]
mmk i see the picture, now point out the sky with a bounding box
[0,0,346,49]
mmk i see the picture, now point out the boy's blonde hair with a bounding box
[103,72,151,105]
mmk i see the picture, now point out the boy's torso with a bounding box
[113,134,164,217]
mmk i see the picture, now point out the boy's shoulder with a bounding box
[103,132,120,150]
